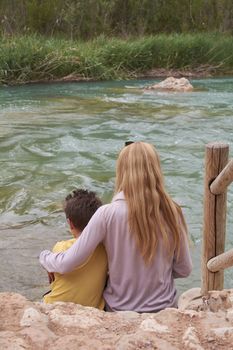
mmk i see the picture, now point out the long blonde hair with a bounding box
[115,142,185,264]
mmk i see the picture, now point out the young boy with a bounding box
[43,189,107,310]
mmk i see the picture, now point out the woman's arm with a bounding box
[172,211,193,278]
[39,205,107,274]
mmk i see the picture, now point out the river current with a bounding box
[0,78,233,300]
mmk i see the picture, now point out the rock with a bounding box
[178,287,203,310]
[139,317,169,333]
[49,305,103,328]
[2,291,233,349]
[178,288,232,312]
[0,292,33,330]
[145,77,194,92]
[226,308,233,322]
[0,331,30,350]
[210,327,233,338]
[115,333,177,350]
[20,307,48,327]
[182,327,204,350]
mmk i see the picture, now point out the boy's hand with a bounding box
[47,272,55,284]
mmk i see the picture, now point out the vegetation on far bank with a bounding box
[1,0,232,39]
[1,1,232,84]
[0,33,233,85]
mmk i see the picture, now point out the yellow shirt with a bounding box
[43,238,107,309]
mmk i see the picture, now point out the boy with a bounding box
[43,189,107,310]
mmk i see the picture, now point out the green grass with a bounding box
[0,33,233,84]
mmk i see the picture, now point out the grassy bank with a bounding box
[0,33,233,85]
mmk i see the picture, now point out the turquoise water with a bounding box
[0,78,233,300]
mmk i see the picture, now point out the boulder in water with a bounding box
[146,77,194,92]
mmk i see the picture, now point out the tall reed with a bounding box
[0,33,232,84]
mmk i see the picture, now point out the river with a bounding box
[0,78,233,300]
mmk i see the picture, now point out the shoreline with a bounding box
[2,68,232,87]
[1,33,233,86]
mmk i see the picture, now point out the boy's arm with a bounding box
[39,205,107,274]
[47,271,55,283]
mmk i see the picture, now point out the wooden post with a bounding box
[201,142,229,295]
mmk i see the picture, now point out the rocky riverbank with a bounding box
[1,290,233,349]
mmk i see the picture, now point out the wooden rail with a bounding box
[207,248,233,272]
[210,159,233,195]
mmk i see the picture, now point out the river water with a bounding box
[0,78,233,301]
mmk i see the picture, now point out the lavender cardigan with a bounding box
[40,192,192,312]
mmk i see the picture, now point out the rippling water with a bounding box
[0,78,233,300]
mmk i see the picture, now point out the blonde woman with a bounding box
[40,142,192,312]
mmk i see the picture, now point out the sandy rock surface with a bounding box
[1,291,233,349]
[145,77,194,92]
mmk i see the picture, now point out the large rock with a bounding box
[146,77,194,92]
[1,291,233,349]
[178,288,233,312]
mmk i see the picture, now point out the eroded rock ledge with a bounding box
[1,290,233,349]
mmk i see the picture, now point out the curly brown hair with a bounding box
[64,189,102,231]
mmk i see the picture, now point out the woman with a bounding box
[40,142,192,312]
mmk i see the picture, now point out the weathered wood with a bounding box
[201,142,229,295]
[207,248,233,272]
[210,159,233,195]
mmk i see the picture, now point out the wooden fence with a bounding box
[201,142,233,295]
